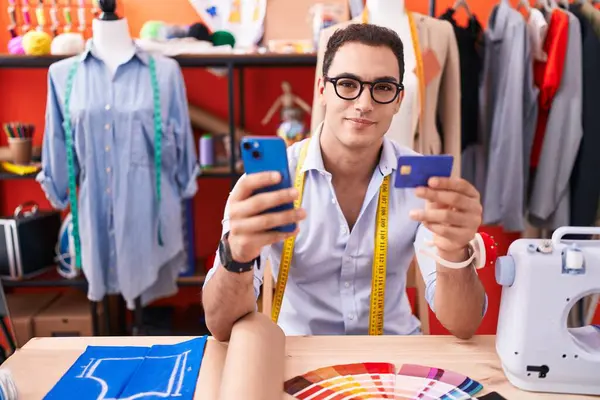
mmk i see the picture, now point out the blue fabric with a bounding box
[44,337,207,400]
[36,40,199,309]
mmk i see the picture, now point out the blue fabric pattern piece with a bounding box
[44,337,207,400]
[36,40,199,309]
[120,337,207,399]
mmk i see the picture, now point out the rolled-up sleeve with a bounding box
[413,223,488,316]
[36,66,74,210]
[169,62,199,199]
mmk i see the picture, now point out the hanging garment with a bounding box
[527,7,549,62]
[528,11,583,230]
[529,10,569,168]
[310,12,462,177]
[474,2,538,232]
[580,1,600,38]
[569,4,600,229]
[37,41,199,309]
[438,8,484,154]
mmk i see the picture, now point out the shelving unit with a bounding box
[0,51,317,336]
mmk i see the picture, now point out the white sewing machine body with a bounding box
[495,227,600,396]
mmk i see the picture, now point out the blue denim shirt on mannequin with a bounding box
[37,41,199,309]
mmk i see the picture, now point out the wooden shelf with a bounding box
[1,262,207,288]
[198,164,243,178]
[0,52,317,69]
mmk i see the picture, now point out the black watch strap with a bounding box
[219,232,259,273]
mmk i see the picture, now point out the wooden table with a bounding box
[3,335,596,399]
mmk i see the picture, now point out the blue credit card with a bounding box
[394,155,454,188]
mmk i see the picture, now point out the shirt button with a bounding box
[106,167,111,173]
[341,226,347,234]
[105,146,110,152]
[331,198,336,204]
[105,104,111,110]
[106,188,111,193]
[348,314,355,320]
[344,282,350,288]
[105,123,110,130]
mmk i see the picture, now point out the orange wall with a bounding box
[0,0,545,334]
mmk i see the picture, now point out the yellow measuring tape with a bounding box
[271,139,391,335]
[361,8,426,149]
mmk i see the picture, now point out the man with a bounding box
[202,24,487,341]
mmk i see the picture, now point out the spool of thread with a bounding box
[199,134,214,169]
[565,246,584,271]
[188,22,211,42]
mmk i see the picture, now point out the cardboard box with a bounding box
[6,292,60,347]
[33,289,104,337]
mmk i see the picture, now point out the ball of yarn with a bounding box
[51,33,84,55]
[140,21,166,41]
[22,30,52,55]
[211,30,235,48]
[165,24,189,39]
[188,22,211,42]
[7,36,24,55]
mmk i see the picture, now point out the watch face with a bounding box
[218,238,229,267]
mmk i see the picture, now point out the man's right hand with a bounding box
[227,171,307,263]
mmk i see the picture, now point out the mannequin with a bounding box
[93,0,135,75]
[361,0,419,150]
[311,0,462,176]
[37,0,200,311]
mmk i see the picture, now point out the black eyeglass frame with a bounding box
[324,76,405,104]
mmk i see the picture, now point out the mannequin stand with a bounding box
[429,0,436,16]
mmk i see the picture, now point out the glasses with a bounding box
[324,76,404,104]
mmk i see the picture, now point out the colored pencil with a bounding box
[3,122,35,139]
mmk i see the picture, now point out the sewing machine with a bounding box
[495,226,600,396]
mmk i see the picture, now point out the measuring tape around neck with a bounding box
[63,55,164,269]
[271,138,391,335]
[361,8,426,150]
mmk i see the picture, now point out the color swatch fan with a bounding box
[284,362,484,399]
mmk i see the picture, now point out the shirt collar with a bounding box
[301,121,397,177]
[79,39,150,65]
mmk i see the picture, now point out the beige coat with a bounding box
[310,12,462,176]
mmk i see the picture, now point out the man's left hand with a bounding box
[409,177,483,263]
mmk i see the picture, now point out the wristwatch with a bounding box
[218,232,257,273]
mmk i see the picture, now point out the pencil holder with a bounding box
[8,137,32,165]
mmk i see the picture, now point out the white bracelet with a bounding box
[418,233,496,270]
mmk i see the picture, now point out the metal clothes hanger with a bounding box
[452,0,473,19]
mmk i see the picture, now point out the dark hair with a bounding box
[322,24,405,82]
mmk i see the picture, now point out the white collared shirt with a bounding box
[205,125,487,335]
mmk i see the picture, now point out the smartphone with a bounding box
[240,136,296,233]
[394,155,454,188]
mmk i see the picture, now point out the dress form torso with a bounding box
[365,0,419,149]
[91,18,135,76]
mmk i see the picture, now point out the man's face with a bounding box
[319,42,403,150]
